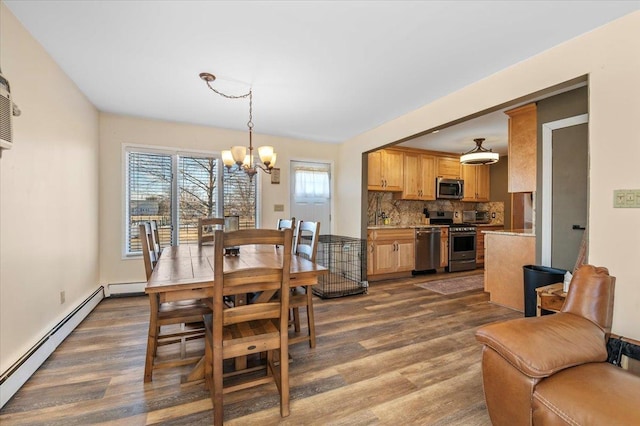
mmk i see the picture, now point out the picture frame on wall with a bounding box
[271,168,280,184]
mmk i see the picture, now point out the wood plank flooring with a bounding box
[0,271,520,425]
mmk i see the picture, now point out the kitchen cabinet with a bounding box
[368,149,404,191]
[440,227,449,268]
[395,151,436,200]
[461,164,491,201]
[436,156,462,179]
[367,231,374,277]
[476,225,503,266]
[505,103,537,193]
[368,228,414,277]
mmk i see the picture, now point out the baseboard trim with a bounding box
[0,286,105,408]
[107,281,146,295]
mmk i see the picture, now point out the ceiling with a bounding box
[4,1,639,154]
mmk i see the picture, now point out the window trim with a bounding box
[122,143,263,259]
[122,144,221,259]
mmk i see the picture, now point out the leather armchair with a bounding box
[476,265,640,425]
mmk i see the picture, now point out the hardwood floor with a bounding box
[0,271,520,425]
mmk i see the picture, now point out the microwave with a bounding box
[436,177,464,200]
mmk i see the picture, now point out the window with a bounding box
[293,166,330,202]
[125,147,257,256]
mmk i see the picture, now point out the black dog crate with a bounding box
[312,235,368,299]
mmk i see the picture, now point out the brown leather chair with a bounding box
[476,265,640,425]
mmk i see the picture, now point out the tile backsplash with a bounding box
[368,192,504,226]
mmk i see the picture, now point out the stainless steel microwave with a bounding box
[436,177,464,200]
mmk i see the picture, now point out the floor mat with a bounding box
[414,274,484,295]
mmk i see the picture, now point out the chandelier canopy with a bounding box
[199,72,276,179]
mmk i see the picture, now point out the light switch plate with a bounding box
[614,190,626,208]
[614,189,640,208]
[274,204,284,212]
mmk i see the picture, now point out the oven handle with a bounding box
[450,231,477,237]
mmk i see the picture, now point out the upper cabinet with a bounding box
[505,103,537,193]
[436,156,462,179]
[461,164,490,201]
[368,149,404,191]
[395,151,436,200]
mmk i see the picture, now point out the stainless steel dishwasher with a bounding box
[414,227,441,273]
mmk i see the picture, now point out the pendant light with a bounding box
[460,138,499,165]
[199,72,276,179]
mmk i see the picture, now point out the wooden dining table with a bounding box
[145,243,328,381]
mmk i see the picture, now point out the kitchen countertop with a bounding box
[482,228,535,236]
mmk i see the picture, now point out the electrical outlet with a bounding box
[60,291,65,304]
[614,190,627,208]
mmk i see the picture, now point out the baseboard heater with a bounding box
[0,286,105,408]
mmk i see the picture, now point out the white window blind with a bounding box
[125,147,258,256]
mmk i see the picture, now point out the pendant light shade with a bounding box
[460,138,499,165]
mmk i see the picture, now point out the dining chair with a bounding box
[140,221,211,382]
[204,228,292,425]
[290,220,320,348]
[276,217,296,248]
[198,217,225,245]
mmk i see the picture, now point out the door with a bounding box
[541,114,589,268]
[551,124,588,270]
[290,161,331,234]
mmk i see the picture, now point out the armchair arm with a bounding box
[476,312,607,378]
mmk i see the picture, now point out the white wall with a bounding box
[99,113,338,286]
[336,11,640,338]
[0,4,100,373]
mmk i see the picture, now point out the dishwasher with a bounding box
[414,227,441,273]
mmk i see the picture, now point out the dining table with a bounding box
[145,243,328,381]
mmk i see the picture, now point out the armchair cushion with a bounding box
[476,312,607,378]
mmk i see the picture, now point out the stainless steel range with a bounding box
[448,223,477,272]
[429,211,477,272]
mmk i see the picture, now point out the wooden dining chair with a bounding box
[140,221,211,382]
[198,217,225,246]
[149,219,162,260]
[204,228,292,425]
[276,217,296,249]
[290,220,320,348]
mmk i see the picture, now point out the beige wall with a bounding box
[99,113,338,286]
[337,11,640,338]
[0,5,100,372]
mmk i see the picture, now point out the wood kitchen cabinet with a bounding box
[476,225,503,266]
[368,149,404,191]
[505,103,537,193]
[367,228,414,279]
[436,156,462,179]
[395,151,436,200]
[440,227,449,268]
[461,164,490,201]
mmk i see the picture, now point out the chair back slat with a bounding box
[139,222,158,280]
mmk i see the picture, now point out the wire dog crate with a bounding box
[312,235,368,299]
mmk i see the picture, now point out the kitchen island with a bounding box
[483,228,535,312]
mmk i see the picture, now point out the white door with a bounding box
[290,161,331,235]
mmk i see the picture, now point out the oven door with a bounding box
[449,231,476,261]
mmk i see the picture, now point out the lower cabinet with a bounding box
[440,227,449,268]
[368,228,415,279]
[476,225,504,266]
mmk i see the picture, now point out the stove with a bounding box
[448,223,477,272]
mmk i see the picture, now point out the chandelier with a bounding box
[460,138,499,165]
[199,72,276,179]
